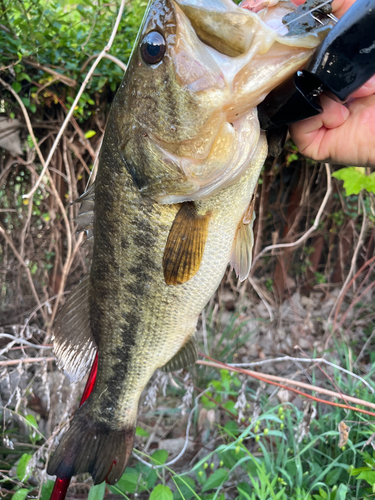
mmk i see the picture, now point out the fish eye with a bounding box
[140,31,166,65]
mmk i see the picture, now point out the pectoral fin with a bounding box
[163,202,211,286]
[230,190,257,282]
[161,335,198,372]
[53,273,97,382]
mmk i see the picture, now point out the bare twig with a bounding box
[0,334,52,349]
[0,356,55,367]
[0,224,47,322]
[133,387,211,469]
[24,58,77,88]
[197,358,375,416]
[0,77,45,170]
[23,0,128,199]
[198,360,375,410]
[251,163,332,270]
[228,355,374,393]
[80,53,127,73]
[0,77,75,326]
[330,194,367,326]
[248,276,274,321]
[356,330,375,367]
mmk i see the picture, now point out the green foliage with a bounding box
[88,481,106,500]
[16,453,32,482]
[3,338,375,499]
[136,425,150,437]
[150,485,174,500]
[0,0,147,117]
[332,167,375,196]
[104,352,375,500]
[11,489,29,500]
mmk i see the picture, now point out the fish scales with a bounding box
[48,0,333,485]
[91,117,266,425]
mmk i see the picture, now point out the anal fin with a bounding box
[53,273,97,382]
[163,202,211,286]
[161,335,198,372]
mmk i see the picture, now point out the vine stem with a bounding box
[22,0,128,200]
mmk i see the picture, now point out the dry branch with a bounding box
[24,58,77,88]
[0,356,55,367]
[330,194,367,325]
[251,162,332,270]
[197,356,375,416]
[23,0,128,199]
[0,223,47,322]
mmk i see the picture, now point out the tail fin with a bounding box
[47,403,135,485]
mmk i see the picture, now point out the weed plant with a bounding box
[3,339,375,500]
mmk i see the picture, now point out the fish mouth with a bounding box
[132,0,334,204]
[175,0,333,58]
[150,0,335,200]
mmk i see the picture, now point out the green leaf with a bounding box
[237,482,252,500]
[108,470,139,495]
[136,426,149,437]
[17,73,31,82]
[223,420,239,437]
[21,97,30,108]
[12,82,22,93]
[150,484,173,500]
[85,130,96,139]
[151,449,168,465]
[12,489,29,500]
[332,167,375,195]
[88,481,106,500]
[350,466,371,476]
[223,400,236,413]
[173,476,196,500]
[220,369,231,391]
[17,454,32,482]
[40,480,55,500]
[325,467,342,486]
[25,415,38,430]
[97,76,108,90]
[336,483,348,500]
[201,468,228,492]
[357,470,375,485]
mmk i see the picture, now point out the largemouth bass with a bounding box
[48,0,332,485]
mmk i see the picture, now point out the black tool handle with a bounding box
[258,0,375,130]
[307,0,375,102]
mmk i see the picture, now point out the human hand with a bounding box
[289,0,375,166]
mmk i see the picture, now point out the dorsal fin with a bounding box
[163,202,211,286]
[53,273,97,382]
[161,335,198,372]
